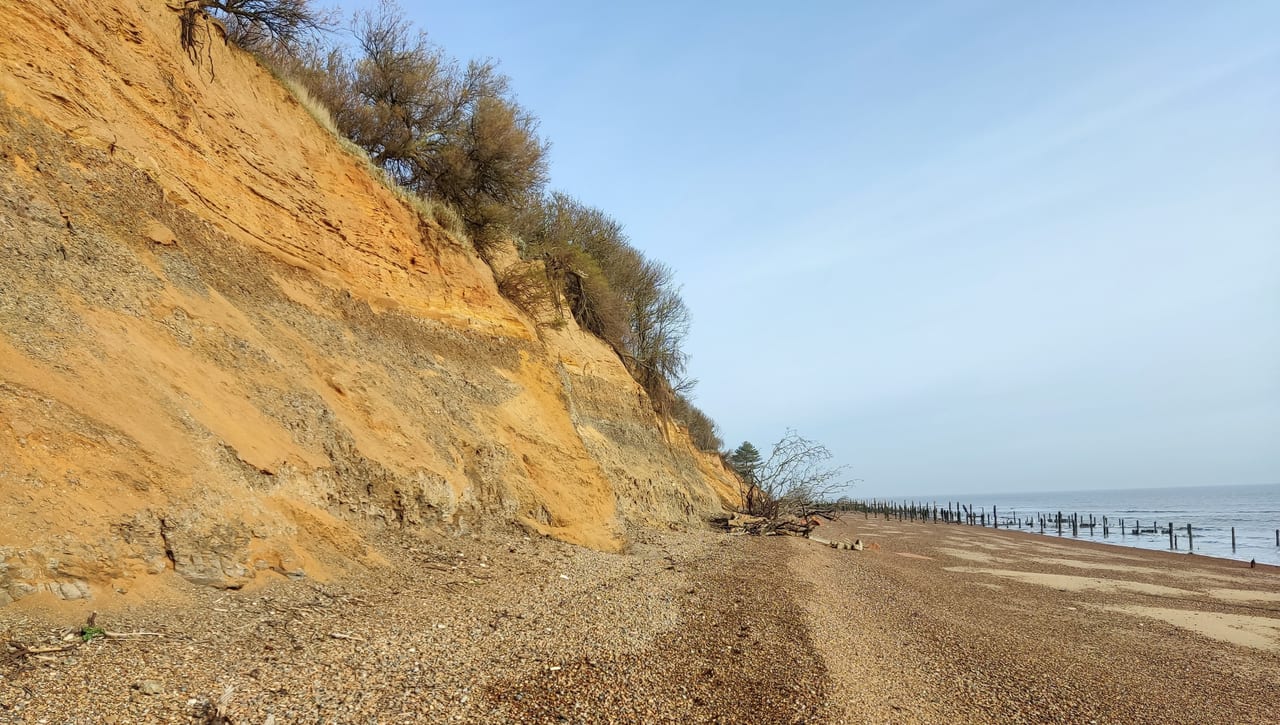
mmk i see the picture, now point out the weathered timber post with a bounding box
[1169,522,1174,550]
[1057,511,1063,536]
[1187,523,1193,552]
[1231,527,1236,552]
[993,506,998,529]
[1072,513,1078,537]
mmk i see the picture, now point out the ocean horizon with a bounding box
[870,482,1280,566]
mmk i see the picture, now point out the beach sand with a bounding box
[2,517,1278,723]
[798,516,1280,723]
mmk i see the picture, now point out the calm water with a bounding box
[889,483,1280,566]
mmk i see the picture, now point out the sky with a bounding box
[341,1,1279,497]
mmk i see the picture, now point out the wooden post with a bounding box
[1057,511,1063,536]
[1187,523,1193,552]
[1169,522,1174,550]
[993,505,998,529]
[1231,527,1236,552]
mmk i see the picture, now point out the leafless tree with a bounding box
[747,431,849,521]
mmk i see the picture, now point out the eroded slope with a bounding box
[0,0,736,608]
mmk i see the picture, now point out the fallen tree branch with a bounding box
[6,641,78,657]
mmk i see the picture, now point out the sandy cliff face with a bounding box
[0,0,737,608]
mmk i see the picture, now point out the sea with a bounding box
[884,482,1280,566]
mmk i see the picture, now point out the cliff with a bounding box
[0,0,737,608]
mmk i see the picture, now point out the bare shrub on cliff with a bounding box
[496,265,553,320]
[260,2,547,259]
[627,259,690,399]
[516,192,697,422]
[671,393,723,452]
[746,432,848,521]
[519,193,632,350]
[201,0,334,50]
[342,2,453,179]
[293,0,549,260]
[425,93,549,259]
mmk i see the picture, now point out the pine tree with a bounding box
[728,441,762,514]
[728,442,761,481]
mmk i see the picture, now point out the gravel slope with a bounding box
[1,527,826,724]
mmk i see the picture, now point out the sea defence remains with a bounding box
[848,498,1280,562]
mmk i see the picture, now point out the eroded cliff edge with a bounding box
[0,0,737,606]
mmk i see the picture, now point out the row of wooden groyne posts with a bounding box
[840,500,1280,554]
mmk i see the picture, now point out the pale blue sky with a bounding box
[346,1,1279,496]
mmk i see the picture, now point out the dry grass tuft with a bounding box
[278,75,338,137]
